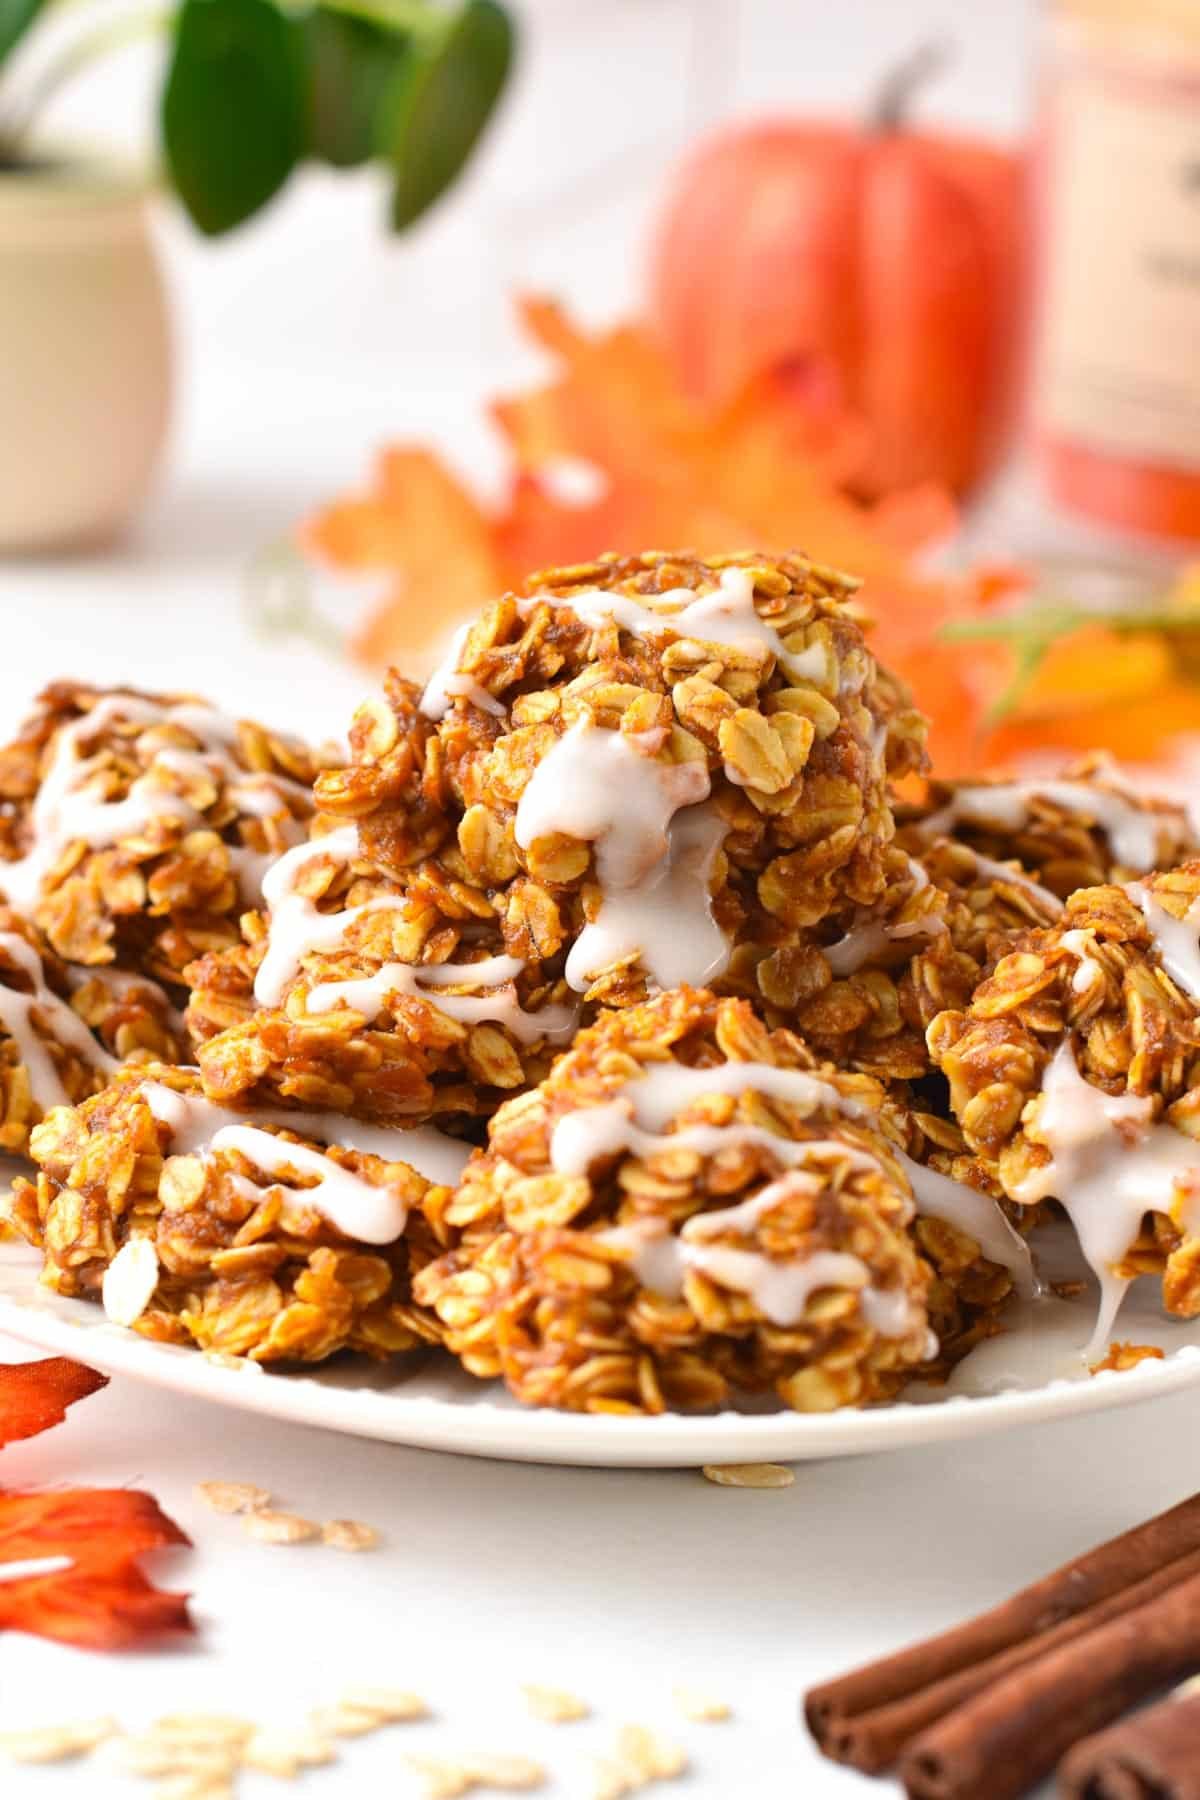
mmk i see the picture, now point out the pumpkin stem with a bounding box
[870,39,951,132]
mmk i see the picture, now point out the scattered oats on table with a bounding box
[100,1737,238,1779]
[614,1723,689,1781]
[672,1685,731,1722]
[407,1760,474,1800]
[151,1772,235,1800]
[309,1695,426,1738]
[195,1480,271,1515]
[146,1716,256,1749]
[521,1683,590,1723]
[241,1723,335,1777]
[336,1686,428,1722]
[457,1751,547,1789]
[702,1462,796,1489]
[0,1717,117,1762]
[591,1757,635,1800]
[244,1510,321,1546]
[323,1517,380,1552]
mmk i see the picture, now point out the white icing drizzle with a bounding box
[684,1243,892,1330]
[599,1219,689,1299]
[529,567,828,684]
[821,919,890,978]
[681,1168,821,1238]
[306,952,578,1046]
[211,1124,410,1245]
[918,780,1164,873]
[967,852,1065,915]
[419,625,507,720]
[895,1151,1035,1297]
[420,568,833,720]
[1125,883,1200,999]
[822,911,947,978]
[515,722,710,889]
[68,964,169,1005]
[546,1058,1032,1291]
[227,816,308,908]
[555,1062,865,1153]
[514,720,728,993]
[598,1170,922,1337]
[254,828,404,1007]
[818,854,959,980]
[420,624,468,719]
[0,932,116,1110]
[140,1081,470,1189]
[255,830,577,1045]
[550,1104,865,1184]
[1010,1041,1200,1352]
[1060,927,1107,996]
[0,694,309,912]
[447,679,505,717]
[68,963,190,1047]
[566,801,729,992]
[233,769,311,811]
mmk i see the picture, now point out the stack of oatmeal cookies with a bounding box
[4,552,1199,1414]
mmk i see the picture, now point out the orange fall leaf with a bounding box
[0,1358,193,1651]
[0,1356,107,1447]
[0,1487,192,1650]
[305,295,1199,774]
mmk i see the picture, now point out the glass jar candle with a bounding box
[1035,0,1200,541]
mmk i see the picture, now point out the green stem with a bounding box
[243,541,344,656]
[938,589,1196,725]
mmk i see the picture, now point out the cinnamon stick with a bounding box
[898,1567,1200,1800]
[828,1544,1200,1772]
[805,1492,1200,1761]
[1058,1691,1200,1800]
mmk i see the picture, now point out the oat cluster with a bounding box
[6,550,1200,1412]
[414,989,936,1413]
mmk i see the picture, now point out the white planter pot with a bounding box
[0,161,171,552]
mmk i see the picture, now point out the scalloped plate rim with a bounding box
[3,1245,1200,1466]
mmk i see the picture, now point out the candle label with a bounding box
[1039,45,1200,470]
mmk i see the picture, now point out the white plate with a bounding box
[4,1229,1200,1467]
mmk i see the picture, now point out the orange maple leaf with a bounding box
[0,1357,107,1447]
[0,1358,193,1650]
[0,1487,191,1649]
[304,297,1011,773]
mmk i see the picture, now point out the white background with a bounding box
[4,4,1196,1797]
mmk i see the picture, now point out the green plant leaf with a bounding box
[302,4,406,168]
[162,0,306,235]
[378,0,513,231]
[0,0,43,72]
[319,0,432,26]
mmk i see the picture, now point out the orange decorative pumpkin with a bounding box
[648,48,1028,500]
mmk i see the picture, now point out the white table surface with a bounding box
[3,2,1196,1791]
[1,1335,1199,1800]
